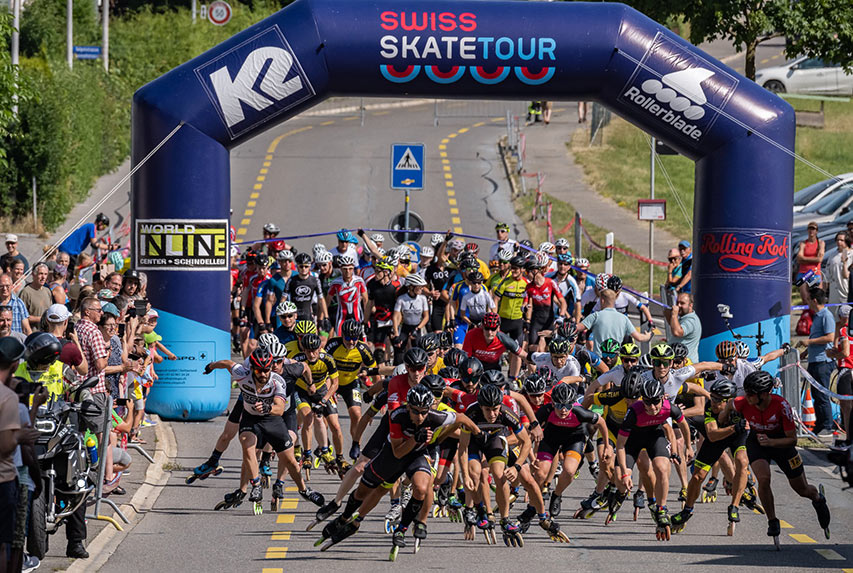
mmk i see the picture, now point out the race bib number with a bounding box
[788,454,803,470]
[353,390,362,404]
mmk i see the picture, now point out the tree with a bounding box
[0,11,19,171]
[771,0,853,73]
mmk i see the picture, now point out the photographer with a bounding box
[43,304,88,378]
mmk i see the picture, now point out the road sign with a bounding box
[638,199,666,221]
[391,143,424,190]
[388,210,424,244]
[207,0,232,25]
[73,46,101,60]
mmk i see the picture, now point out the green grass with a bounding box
[570,100,853,241]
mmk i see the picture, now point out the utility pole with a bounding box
[67,0,73,69]
[649,137,656,294]
[192,0,197,22]
[11,0,20,114]
[102,0,108,72]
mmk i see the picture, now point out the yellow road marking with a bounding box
[448,133,457,138]
[263,567,284,572]
[321,120,335,126]
[448,198,457,205]
[760,58,770,64]
[473,122,485,127]
[247,201,256,207]
[276,514,296,524]
[450,208,459,214]
[454,226,463,233]
[271,531,292,541]
[442,159,450,164]
[445,182,454,188]
[443,166,451,172]
[789,534,817,543]
[779,520,794,529]
[250,192,260,199]
[237,228,247,236]
[241,219,251,225]
[265,154,273,160]
[444,173,452,179]
[447,189,455,196]
[257,176,266,182]
[344,116,359,121]
[452,217,461,224]
[264,548,288,560]
[814,549,844,560]
[441,138,449,144]
[260,168,268,174]
[268,126,312,153]
[285,486,298,492]
[491,117,503,122]
[244,209,254,216]
[771,54,781,60]
[263,161,271,167]
[440,151,447,158]
[373,111,390,116]
[254,184,263,190]
[439,144,446,150]
[458,127,469,133]
[278,500,298,510]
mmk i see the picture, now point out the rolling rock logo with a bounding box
[700,230,790,279]
[619,33,739,142]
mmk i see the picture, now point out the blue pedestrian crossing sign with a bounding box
[391,143,424,190]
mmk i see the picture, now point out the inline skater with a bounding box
[547,253,582,323]
[287,252,329,324]
[528,337,585,386]
[391,273,430,363]
[524,254,567,352]
[326,255,367,336]
[365,257,400,364]
[462,312,528,372]
[272,301,298,346]
[722,370,831,547]
[493,255,528,378]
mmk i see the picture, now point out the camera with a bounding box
[717,304,733,320]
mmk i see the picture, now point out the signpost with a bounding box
[391,143,425,242]
[73,46,102,60]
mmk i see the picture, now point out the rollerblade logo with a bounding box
[700,230,790,281]
[377,11,556,86]
[619,33,739,142]
[196,26,315,139]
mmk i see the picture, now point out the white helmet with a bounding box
[420,246,434,258]
[497,248,514,262]
[538,241,555,253]
[386,251,400,265]
[277,249,294,261]
[258,333,279,349]
[575,257,590,269]
[263,223,280,234]
[312,243,327,257]
[230,245,240,258]
[370,233,385,243]
[431,233,444,247]
[405,273,427,287]
[315,251,333,264]
[595,273,612,291]
[276,300,298,316]
[376,247,386,257]
[448,239,465,251]
[736,340,750,359]
[554,238,570,248]
[338,255,356,267]
[268,340,287,359]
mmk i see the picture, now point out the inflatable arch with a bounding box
[132,0,794,420]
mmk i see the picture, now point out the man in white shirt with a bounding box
[489,222,517,262]
[826,232,852,315]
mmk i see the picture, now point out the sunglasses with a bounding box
[410,365,427,372]
[484,326,497,332]
[602,352,618,358]
[710,395,729,403]
[643,397,662,406]
[252,366,271,374]
[298,264,311,269]
[410,407,430,416]
[667,257,678,262]
[554,402,572,411]
[344,335,359,341]
[653,359,672,367]
[621,357,639,364]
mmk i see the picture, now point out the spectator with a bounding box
[74,296,111,440]
[675,240,693,293]
[120,270,142,300]
[0,274,31,336]
[802,287,835,436]
[44,303,88,377]
[829,304,852,445]
[665,248,682,291]
[58,213,111,259]
[99,309,133,399]
[103,272,123,296]
[796,221,825,307]
[826,232,852,313]
[0,307,25,344]
[664,292,702,362]
[489,222,516,262]
[18,262,53,331]
[0,235,28,274]
[577,288,652,353]
[7,260,25,296]
[48,261,69,304]
[846,220,853,246]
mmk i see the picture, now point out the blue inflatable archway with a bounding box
[132,0,794,420]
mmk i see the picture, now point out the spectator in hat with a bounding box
[58,213,111,259]
[674,240,692,293]
[0,234,28,273]
[19,262,53,330]
[797,221,825,307]
[44,303,88,376]
[0,273,31,335]
[120,270,142,300]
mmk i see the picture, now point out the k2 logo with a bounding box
[196,26,315,139]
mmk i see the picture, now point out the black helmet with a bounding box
[249,346,275,371]
[556,321,577,341]
[421,374,446,397]
[482,369,508,388]
[620,370,644,400]
[444,348,467,368]
[467,271,484,284]
[551,382,577,406]
[438,330,453,350]
[404,347,429,370]
[0,337,26,366]
[606,275,623,292]
[743,370,775,395]
[519,239,534,250]
[523,373,547,395]
[300,333,322,351]
[509,255,527,268]
[407,384,435,410]
[95,213,110,227]
[709,378,737,400]
[477,384,504,408]
[123,269,141,283]
[671,342,689,361]
[341,319,364,340]
[295,252,312,265]
[641,379,665,401]
[548,337,571,355]
[417,333,440,353]
[25,332,62,369]
[438,366,460,380]
[459,357,484,384]
[535,365,557,386]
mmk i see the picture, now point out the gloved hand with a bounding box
[311,400,327,416]
[308,392,324,404]
[203,362,215,375]
[721,362,736,376]
[496,331,520,354]
[349,442,361,460]
[319,318,332,333]
[362,390,374,405]
[472,431,490,448]
[392,334,406,347]
[414,427,430,444]
[522,321,531,334]
[732,417,748,435]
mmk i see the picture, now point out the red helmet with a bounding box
[249,347,274,371]
[482,312,501,330]
[464,242,480,255]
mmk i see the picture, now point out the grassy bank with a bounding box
[570,100,853,241]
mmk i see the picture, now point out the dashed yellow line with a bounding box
[262,567,284,572]
[320,120,335,126]
[240,219,251,226]
[276,514,295,524]
[473,121,485,127]
[445,182,454,189]
[247,201,256,207]
[789,533,817,543]
[250,192,260,199]
[271,531,292,541]
[814,549,844,560]
[244,209,254,216]
[373,110,390,116]
[448,198,457,205]
[779,519,794,529]
[257,175,266,182]
[343,115,359,121]
[253,183,263,190]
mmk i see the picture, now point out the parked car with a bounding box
[756,57,853,95]
[793,180,853,228]
[794,173,853,212]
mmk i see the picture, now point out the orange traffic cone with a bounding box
[802,387,816,431]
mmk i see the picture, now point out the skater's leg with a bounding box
[652,455,670,508]
[553,452,582,496]
[326,413,345,455]
[751,460,776,520]
[731,449,750,506]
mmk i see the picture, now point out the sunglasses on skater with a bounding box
[642,397,662,406]
[653,359,672,367]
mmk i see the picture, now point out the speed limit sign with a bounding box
[207,0,232,25]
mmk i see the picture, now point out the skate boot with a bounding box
[655,506,671,541]
[632,488,645,521]
[500,517,523,547]
[384,501,402,534]
[186,459,224,484]
[306,500,340,531]
[671,507,693,534]
[300,486,325,507]
[702,477,718,503]
[726,504,740,536]
[214,488,246,510]
[539,513,570,543]
[249,479,264,515]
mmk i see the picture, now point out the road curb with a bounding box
[61,415,178,573]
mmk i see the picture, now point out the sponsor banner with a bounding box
[135,219,229,271]
[195,26,316,139]
[377,11,556,86]
[618,32,739,143]
[700,229,790,280]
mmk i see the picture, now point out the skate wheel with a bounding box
[271,499,278,512]
[711,493,717,503]
[314,537,325,547]
[185,475,196,485]
[605,513,613,526]
[727,521,735,536]
[824,527,830,540]
[321,539,336,552]
[253,502,263,515]
[489,529,497,544]
[433,506,440,518]
[212,466,224,476]
[214,501,225,511]
[385,520,393,534]
[306,520,320,532]
[414,538,421,554]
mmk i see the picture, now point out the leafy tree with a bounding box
[770,0,853,73]
[0,11,33,172]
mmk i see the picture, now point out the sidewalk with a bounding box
[517,108,679,259]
